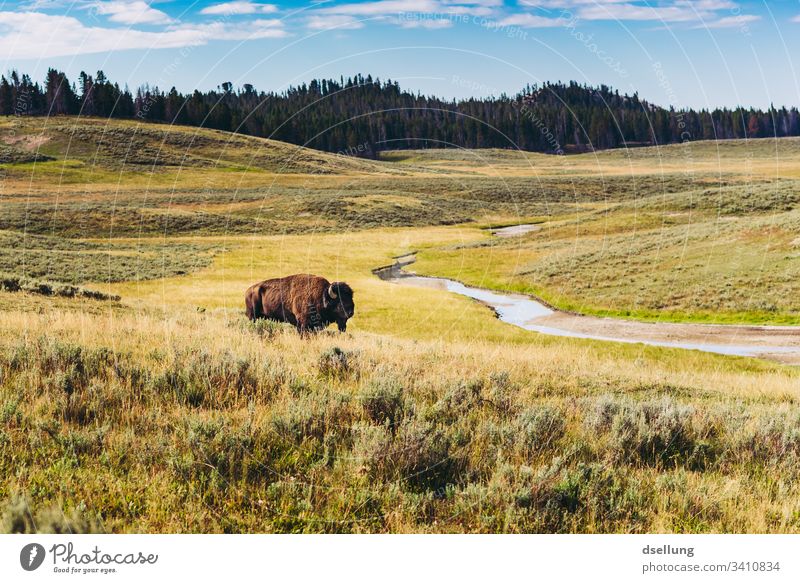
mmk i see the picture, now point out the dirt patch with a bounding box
[489,224,541,238]
[2,134,50,151]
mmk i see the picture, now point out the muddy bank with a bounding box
[488,223,541,238]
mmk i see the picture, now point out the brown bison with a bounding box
[245,274,355,334]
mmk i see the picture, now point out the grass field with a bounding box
[2,116,800,532]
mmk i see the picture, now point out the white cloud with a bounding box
[398,16,453,27]
[306,14,366,29]
[92,0,173,25]
[513,0,758,26]
[307,0,497,29]
[185,18,287,39]
[0,11,288,59]
[497,13,565,27]
[443,0,502,5]
[576,3,707,22]
[18,0,69,8]
[200,1,278,16]
[697,13,759,28]
[316,0,440,16]
[678,0,737,10]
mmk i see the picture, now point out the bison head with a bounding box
[325,282,354,331]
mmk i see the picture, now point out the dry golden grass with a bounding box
[4,118,800,532]
[1,302,799,533]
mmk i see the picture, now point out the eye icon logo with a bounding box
[20,543,46,571]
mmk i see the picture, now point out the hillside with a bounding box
[3,116,800,324]
[0,116,391,175]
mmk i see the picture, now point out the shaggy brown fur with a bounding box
[245,274,355,334]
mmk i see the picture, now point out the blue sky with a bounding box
[1,0,799,108]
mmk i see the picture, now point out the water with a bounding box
[384,269,800,359]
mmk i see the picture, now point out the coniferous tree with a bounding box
[3,67,800,155]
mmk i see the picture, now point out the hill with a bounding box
[3,116,800,323]
[0,116,390,175]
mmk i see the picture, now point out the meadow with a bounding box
[2,116,800,532]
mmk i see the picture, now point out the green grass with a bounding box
[3,117,800,532]
[0,231,220,285]
[411,197,800,325]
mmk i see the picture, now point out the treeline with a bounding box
[3,68,800,155]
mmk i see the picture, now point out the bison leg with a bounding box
[296,315,310,336]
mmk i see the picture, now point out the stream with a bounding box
[374,225,800,361]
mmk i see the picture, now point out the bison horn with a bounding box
[328,284,337,299]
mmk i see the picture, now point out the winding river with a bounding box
[375,225,800,363]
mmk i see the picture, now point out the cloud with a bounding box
[0,11,288,59]
[91,0,173,25]
[575,3,710,22]
[303,0,748,31]
[497,13,566,27]
[315,0,440,16]
[18,0,70,8]
[696,13,759,28]
[306,14,365,29]
[307,0,497,29]
[513,0,758,27]
[399,16,453,27]
[200,1,278,16]
[443,0,502,5]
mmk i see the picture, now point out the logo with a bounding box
[20,543,46,571]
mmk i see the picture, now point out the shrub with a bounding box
[233,316,284,340]
[21,280,53,296]
[1,398,22,426]
[365,419,459,491]
[584,395,621,432]
[1,496,101,534]
[178,417,278,487]
[318,347,356,379]
[271,391,354,445]
[735,412,800,465]
[0,275,21,292]
[515,405,566,457]
[0,273,119,301]
[150,348,260,408]
[360,378,405,428]
[486,371,518,415]
[4,338,116,397]
[603,397,716,469]
[426,379,482,423]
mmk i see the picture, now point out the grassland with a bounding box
[2,116,800,532]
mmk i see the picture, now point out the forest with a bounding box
[2,68,799,156]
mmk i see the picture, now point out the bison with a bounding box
[245,274,355,334]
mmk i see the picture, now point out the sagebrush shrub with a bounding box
[318,347,356,379]
[602,397,715,469]
[515,405,566,457]
[360,377,405,428]
[367,419,459,491]
[1,496,101,534]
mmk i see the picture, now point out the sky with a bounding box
[1,0,800,109]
